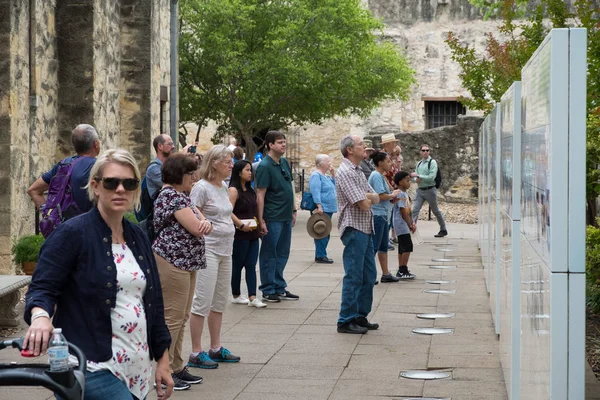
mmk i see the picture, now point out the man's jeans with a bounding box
[259,220,292,295]
[411,187,447,231]
[314,212,333,258]
[338,228,377,325]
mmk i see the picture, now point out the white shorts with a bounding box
[191,251,232,316]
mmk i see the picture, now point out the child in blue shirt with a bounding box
[392,171,417,279]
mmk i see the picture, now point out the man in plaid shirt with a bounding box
[335,135,381,334]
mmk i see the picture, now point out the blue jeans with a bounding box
[338,228,377,325]
[372,214,390,254]
[56,370,141,400]
[259,220,292,295]
[314,212,333,258]
[232,238,259,297]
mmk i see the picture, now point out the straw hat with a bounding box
[380,133,397,145]
[363,139,374,151]
[307,213,332,239]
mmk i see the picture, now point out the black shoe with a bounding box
[396,267,416,280]
[388,245,395,251]
[380,273,400,283]
[170,375,192,391]
[354,316,379,330]
[277,290,299,300]
[173,366,203,384]
[315,257,334,264]
[374,280,379,285]
[434,230,448,237]
[262,293,281,302]
[337,321,368,334]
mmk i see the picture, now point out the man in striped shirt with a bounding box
[335,135,381,335]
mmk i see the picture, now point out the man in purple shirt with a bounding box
[335,135,381,334]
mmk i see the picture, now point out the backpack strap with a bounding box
[428,159,432,170]
[59,157,86,198]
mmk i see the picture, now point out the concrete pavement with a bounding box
[1,211,597,399]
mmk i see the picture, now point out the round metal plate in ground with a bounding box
[432,258,457,262]
[434,248,456,252]
[412,327,454,335]
[402,398,451,400]
[417,313,456,319]
[400,370,452,380]
[424,289,456,294]
[429,265,457,269]
[426,280,456,284]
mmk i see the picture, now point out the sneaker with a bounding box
[390,236,399,244]
[248,298,267,308]
[208,347,240,363]
[354,316,379,330]
[231,296,249,304]
[434,230,448,237]
[396,269,416,280]
[262,293,281,302]
[380,273,400,283]
[277,290,299,301]
[187,351,219,369]
[170,375,191,391]
[173,367,203,384]
[388,244,395,251]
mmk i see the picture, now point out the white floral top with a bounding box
[86,243,152,399]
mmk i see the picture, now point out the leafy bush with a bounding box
[124,212,139,225]
[11,234,45,264]
[588,284,600,314]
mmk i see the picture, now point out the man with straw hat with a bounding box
[335,135,381,335]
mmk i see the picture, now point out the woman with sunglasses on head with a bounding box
[151,153,212,391]
[228,160,267,308]
[187,145,241,370]
[23,149,174,400]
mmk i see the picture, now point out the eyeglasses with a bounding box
[281,168,291,181]
[95,177,140,191]
[421,149,430,152]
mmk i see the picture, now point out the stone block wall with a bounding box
[0,0,173,274]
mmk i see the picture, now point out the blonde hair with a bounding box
[86,149,142,211]
[198,144,233,181]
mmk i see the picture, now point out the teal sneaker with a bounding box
[208,347,240,363]
[187,351,219,369]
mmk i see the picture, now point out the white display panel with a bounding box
[499,82,522,399]
[489,107,498,318]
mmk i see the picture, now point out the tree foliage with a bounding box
[179,0,415,153]
[448,0,600,223]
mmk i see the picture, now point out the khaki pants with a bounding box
[155,253,196,373]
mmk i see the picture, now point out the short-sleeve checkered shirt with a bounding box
[336,158,375,237]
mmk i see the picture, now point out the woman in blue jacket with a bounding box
[309,154,338,264]
[23,149,173,400]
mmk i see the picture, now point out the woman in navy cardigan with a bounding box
[24,149,173,400]
[309,154,338,264]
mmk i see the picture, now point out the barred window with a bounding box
[424,100,466,129]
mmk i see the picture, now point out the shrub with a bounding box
[124,212,139,225]
[587,284,600,314]
[11,234,45,264]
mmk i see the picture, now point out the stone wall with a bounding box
[366,115,483,202]
[0,0,173,274]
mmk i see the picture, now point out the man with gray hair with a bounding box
[27,124,101,214]
[335,135,380,334]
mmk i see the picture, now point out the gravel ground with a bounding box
[416,201,478,224]
[588,310,600,380]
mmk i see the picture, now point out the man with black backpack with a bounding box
[410,144,447,237]
[27,124,101,237]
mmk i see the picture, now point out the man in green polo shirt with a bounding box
[410,144,448,237]
[255,131,300,302]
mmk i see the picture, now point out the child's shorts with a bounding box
[397,234,413,254]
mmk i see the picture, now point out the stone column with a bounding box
[55,0,94,158]
[120,0,153,167]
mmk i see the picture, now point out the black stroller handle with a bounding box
[0,337,86,400]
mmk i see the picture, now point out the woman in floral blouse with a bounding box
[24,149,173,400]
[152,153,213,391]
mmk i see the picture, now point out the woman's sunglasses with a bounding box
[95,177,140,191]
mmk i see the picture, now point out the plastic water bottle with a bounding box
[48,328,69,372]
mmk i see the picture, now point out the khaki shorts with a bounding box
[191,251,232,316]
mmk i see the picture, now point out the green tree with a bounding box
[447,0,600,223]
[179,0,415,156]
